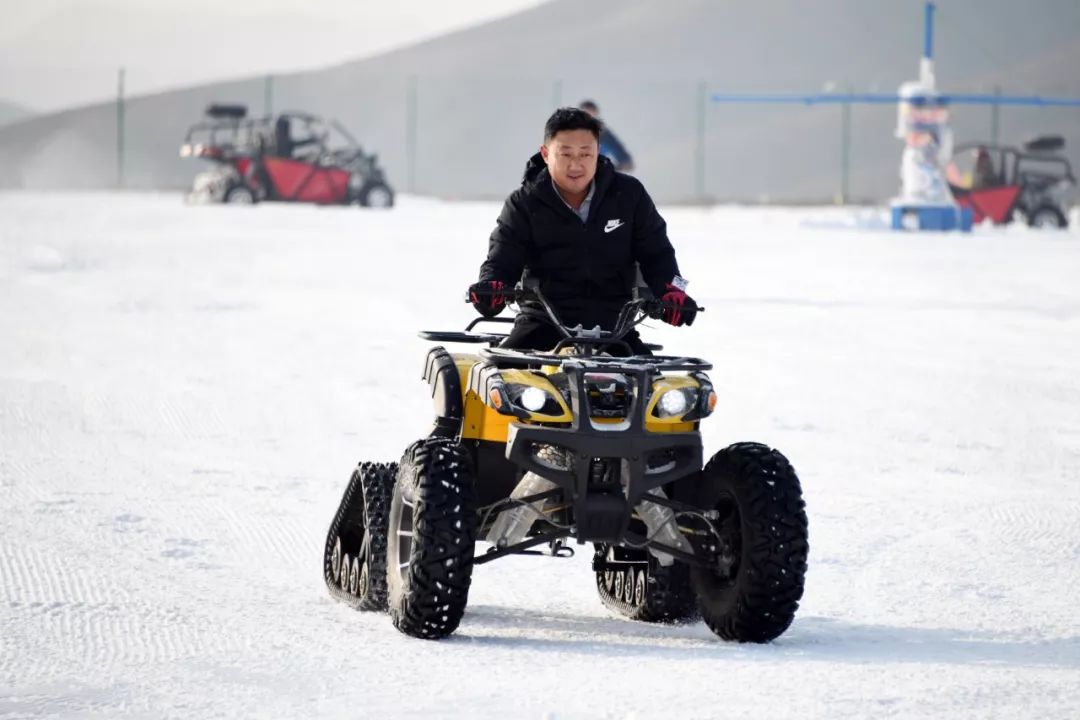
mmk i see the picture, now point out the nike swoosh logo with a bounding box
[604,220,624,233]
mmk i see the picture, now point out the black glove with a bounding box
[468,280,507,318]
[659,283,697,327]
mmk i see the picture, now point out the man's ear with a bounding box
[539,144,550,163]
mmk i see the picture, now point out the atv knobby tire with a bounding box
[690,442,808,643]
[594,544,697,623]
[387,438,477,639]
[323,462,395,611]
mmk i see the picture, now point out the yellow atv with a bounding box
[324,286,808,642]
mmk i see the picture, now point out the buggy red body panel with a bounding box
[262,157,350,204]
[954,186,1021,224]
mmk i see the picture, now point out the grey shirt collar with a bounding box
[551,178,594,223]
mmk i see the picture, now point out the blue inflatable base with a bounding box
[891,205,974,232]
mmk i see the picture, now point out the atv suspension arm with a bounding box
[473,529,572,565]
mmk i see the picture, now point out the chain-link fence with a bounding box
[2,69,1078,206]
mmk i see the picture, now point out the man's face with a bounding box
[541,129,598,196]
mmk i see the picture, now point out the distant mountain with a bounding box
[1,0,1077,202]
[0,1,546,112]
[0,99,32,128]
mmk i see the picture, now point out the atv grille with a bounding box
[531,443,573,471]
[549,372,633,419]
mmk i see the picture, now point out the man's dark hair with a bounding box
[544,107,601,143]
[578,99,599,113]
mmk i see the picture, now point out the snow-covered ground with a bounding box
[1,192,1078,719]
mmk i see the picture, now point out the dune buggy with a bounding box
[947,135,1075,228]
[180,104,394,207]
[324,286,808,642]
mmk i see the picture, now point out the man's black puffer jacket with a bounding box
[479,153,679,330]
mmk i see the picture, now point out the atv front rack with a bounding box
[418,330,508,345]
[480,347,712,373]
[417,316,514,346]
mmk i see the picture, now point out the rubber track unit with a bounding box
[323,462,395,611]
[594,544,698,623]
[692,442,808,643]
[389,438,478,639]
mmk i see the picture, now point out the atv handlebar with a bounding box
[467,284,703,349]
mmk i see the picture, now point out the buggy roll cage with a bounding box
[952,142,1076,187]
[180,117,268,159]
[181,107,371,163]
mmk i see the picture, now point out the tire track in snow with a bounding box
[981,501,1080,548]
[0,458,52,506]
[157,394,229,442]
[979,501,1080,586]
[0,381,83,453]
[214,501,311,570]
[1,541,134,606]
[3,600,251,685]
[2,542,253,684]
[1,542,52,606]
[82,390,230,443]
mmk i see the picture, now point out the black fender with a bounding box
[422,346,463,437]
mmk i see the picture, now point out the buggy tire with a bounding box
[224,185,257,205]
[593,544,698,623]
[387,438,477,639]
[1028,205,1067,229]
[358,182,394,209]
[322,462,395,611]
[690,443,808,643]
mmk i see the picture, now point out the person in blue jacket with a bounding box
[579,100,635,173]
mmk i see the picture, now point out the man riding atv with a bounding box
[469,107,697,354]
[323,107,808,644]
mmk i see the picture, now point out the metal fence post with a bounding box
[990,84,1001,145]
[406,75,418,193]
[840,91,851,204]
[117,67,125,189]
[264,74,274,117]
[695,80,706,202]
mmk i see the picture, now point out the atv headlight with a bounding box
[488,382,563,417]
[505,383,562,416]
[655,387,698,418]
[518,386,548,412]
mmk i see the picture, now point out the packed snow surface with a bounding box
[2,192,1079,719]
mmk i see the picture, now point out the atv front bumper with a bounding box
[504,361,703,543]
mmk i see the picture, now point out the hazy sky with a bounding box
[0,0,548,112]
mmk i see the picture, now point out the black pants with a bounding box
[500,316,652,357]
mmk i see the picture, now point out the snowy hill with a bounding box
[0,0,547,112]
[0,0,1078,201]
[1,192,1078,717]
[0,99,32,128]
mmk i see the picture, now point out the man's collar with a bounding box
[551,177,594,212]
[524,153,613,219]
